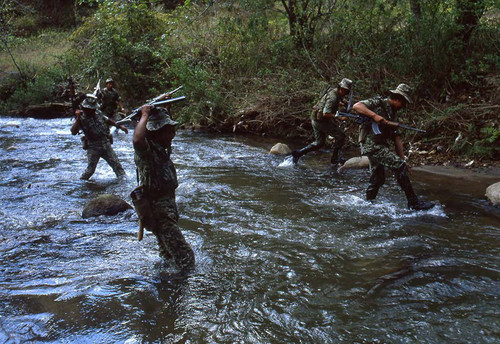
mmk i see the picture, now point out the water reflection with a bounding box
[0,117,498,343]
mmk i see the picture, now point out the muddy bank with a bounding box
[412,165,500,199]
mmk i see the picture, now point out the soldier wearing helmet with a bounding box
[71,94,128,180]
[99,77,125,121]
[132,94,195,273]
[292,78,353,165]
[352,83,435,211]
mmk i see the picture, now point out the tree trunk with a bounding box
[456,0,486,59]
[410,0,421,20]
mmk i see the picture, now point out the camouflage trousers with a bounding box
[151,195,195,272]
[311,119,346,150]
[361,142,416,202]
[81,141,125,180]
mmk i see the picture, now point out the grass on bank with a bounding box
[0,30,71,73]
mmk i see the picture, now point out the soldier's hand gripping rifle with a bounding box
[335,97,426,135]
[116,85,185,125]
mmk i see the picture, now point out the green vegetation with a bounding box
[0,0,498,161]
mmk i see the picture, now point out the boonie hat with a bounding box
[339,78,353,91]
[146,109,178,131]
[389,83,412,104]
[81,95,99,110]
[106,78,114,83]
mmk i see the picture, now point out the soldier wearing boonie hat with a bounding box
[99,77,125,121]
[291,77,353,165]
[145,109,179,131]
[132,100,195,273]
[352,83,435,211]
[70,95,128,180]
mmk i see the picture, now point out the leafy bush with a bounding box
[0,63,68,113]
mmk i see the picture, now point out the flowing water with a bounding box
[0,117,498,343]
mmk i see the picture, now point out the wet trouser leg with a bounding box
[151,196,195,273]
[101,143,126,177]
[366,146,405,201]
[81,147,101,180]
[292,120,325,163]
[395,164,418,205]
[366,158,386,200]
[329,125,346,164]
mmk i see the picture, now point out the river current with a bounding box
[0,117,498,343]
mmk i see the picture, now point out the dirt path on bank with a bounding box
[413,165,500,199]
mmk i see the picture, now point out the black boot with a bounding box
[330,147,340,164]
[396,165,435,211]
[291,144,317,164]
[330,150,347,165]
[408,199,435,211]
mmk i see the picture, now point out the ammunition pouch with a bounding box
[81,136,88,150]
[130,185,156,231]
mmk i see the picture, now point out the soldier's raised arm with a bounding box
[133,105,151,150]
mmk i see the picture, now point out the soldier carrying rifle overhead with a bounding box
[292,78,352,165]
[131,92,195,273]
[352,83,435,211]
[71,95,128,180]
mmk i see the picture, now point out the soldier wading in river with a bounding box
[71,95,128,180]
[292,78,352,165]
[352,83,435,211]
[99,78,125,121]
[132,97,195,273]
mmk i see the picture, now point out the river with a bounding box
[0,117,498,343]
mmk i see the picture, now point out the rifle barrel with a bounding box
[116,95,186,125]
[152,96,186,106]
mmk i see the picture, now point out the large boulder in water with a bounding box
[270,143,291,155]
[82,194,132,218]
[338,156,370,172]
[485,182,500,206]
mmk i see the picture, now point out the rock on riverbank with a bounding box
[486,182,500,206]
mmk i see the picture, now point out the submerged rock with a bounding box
[338,156,370,172]
[82,194,132,218]
[270,143,291,155]
[485,182,500,206]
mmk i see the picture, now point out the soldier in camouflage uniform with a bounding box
[292,78,352,165]
[99,78,124,121]
[352,83,435,211]
[133,97,195,273]
[71,95,128,180]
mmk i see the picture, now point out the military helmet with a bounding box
[106,78,114,84]
[389,83,412,104]
[81,95,99,110]
[338,78,353,91]
[146,109,178,131]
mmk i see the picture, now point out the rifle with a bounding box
[346,85,354,112]
[335,111,426,134]
[116,86,185,125]
[92,78,101,98]
[68,66,77,117]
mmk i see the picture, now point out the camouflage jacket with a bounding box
[311,86,341,121]
[134,139,178,198]
[359,96,400,153]
[100,87,121,115]
[78,110,111,143]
